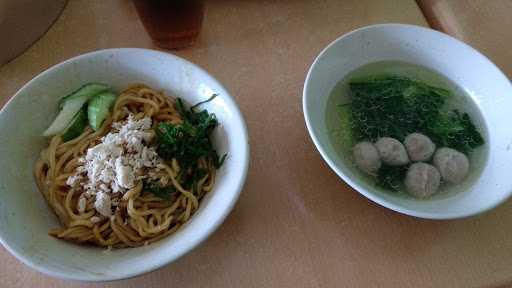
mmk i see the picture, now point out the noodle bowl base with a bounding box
[0,48,249,281]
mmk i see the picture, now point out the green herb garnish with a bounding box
[156,96,225,169]
[143,181,176,200]
[152,95,226,196]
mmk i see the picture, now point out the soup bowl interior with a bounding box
[303,24,512,219]
[0,48,249,281]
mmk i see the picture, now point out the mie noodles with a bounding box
[34,85,218,248]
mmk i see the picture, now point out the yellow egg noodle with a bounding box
[34,85,216,248]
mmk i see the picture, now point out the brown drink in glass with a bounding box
[133,0,204,49]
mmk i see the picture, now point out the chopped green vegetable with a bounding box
[345,75,485,192]
[350,76,445,142]
[190,94,218,110]
[424,110,484,154]
[183,168,208,193]
[62,107,88,142]
[348,76,484,154]
[336,103,354,150]
[156,96,225,169]
[154,96,226,194]
[376,164,408,192]
[143,181,176,200]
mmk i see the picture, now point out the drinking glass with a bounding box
[133,0,204,49]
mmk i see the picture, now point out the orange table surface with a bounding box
[418,0,512,79]
[1,1,512,287]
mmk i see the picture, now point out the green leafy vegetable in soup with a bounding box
[376,164,408,192]
[349,76,484,154]
[425,110,484,155]
[344,75,484,194]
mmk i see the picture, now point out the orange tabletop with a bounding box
[418,0,512,78]
[1,1,511,288]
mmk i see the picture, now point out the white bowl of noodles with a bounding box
[0,48,249,281]
[303,24,512,219]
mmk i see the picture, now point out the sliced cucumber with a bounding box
[58,83,109,109]
[87,91,117,131]
[43,96,89,136]
[62,107,88,142]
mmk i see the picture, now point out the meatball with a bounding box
[374,137,409,166]
[433,147,470,184]
[405,162,441,198]
[404,133,436,162]
[352,141,381,175]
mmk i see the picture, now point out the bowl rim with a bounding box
[303,23,512,220]
[0,48,250,281]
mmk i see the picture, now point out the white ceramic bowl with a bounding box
[303,24,512,219]
[0,48,249,281]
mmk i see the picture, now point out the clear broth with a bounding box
[326,61,489,199]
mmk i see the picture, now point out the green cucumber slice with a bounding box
[58,83,109,109]
[87,91,117,131]
[43,96,89,136]
[62,107,88,142]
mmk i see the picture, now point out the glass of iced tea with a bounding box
[133,0,204,49]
